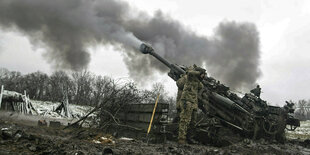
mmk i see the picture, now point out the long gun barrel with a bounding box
[139,42,248,127]
[140,43,185,81]
[139,43,248,114]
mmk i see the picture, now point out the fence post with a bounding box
[0,85,4,110]
[24,90,28,114]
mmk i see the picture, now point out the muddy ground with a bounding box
[0,114,310,155]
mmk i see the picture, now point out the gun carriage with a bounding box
[139,43,300,143]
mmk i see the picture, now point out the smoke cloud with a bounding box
[0,0,261,89]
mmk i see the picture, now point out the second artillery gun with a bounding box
[139,43,300,144]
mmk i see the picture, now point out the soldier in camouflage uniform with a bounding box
[174,74,187,123]
[250,85,261,98]
[178,66,205,144]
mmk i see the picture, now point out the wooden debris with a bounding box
[0,86,37,115]
[54,94,72,118]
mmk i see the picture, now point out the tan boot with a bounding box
[178,139,186,144]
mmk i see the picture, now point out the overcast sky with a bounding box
[0,0,310,105]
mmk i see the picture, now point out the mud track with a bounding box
[0,114,309,155]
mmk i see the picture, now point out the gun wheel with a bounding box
[263,117,279,135]
[286,125,298,131]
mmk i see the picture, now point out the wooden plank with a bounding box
[65,97,70,117]
[24,91,27,114]
[0,85,3,109]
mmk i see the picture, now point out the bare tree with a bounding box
[296,99,308,120]
[142,83,169,103]
[0,68,9,79]
[1,70,22,92]
[72,70,94,105]
[92,75,111,106]
[306,100,310,120]
[49,71,74,102]
[22,71,49,100]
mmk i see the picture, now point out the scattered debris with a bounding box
[31,100,93,120]
[38,120,47,127]
[54,95,72,118]
[119,137,134,141]
[28,145,37,152]
[0,85,37,115]
[1,128,13,140]
[93,134,115,145]
[49,121,62,128]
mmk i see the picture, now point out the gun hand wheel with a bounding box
[262,117,279,135]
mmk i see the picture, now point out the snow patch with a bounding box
[31,100,94,119]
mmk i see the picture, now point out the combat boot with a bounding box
[178,139,186,145]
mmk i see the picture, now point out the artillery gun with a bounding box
[139,43,300,143]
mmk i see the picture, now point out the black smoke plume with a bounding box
[0,0,261,89]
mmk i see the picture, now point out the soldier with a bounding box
[250,85,261,98]
[178,65,205,144]
[174,74,187,123]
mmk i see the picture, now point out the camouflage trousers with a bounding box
[178,101,197,141]
[173,100,181,123]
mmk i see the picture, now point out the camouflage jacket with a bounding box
[176,74,187,103]
[180,69,203,105]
